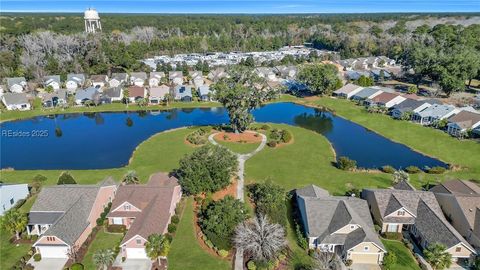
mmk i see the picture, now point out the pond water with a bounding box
[0,102,446,170]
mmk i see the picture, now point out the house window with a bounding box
[456,247,461,252]
[46,236,55,241]
[10,198,14,205]
[364,246,369,251]
[397,210,405,216]
[350,225,355,229]
[124,204,131,211]
[136,239,142,245]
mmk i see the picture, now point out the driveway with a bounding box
[350,263,381,270]
[27,257,68,270]
[113,256,152,270]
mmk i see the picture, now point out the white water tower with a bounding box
[84,8,102,33]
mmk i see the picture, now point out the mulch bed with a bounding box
[211,180,237,201]
[214,131,262,143]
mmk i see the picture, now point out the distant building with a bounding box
[84,8,102,33]
[0,183,29,215]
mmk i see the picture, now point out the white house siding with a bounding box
[10,84,24,93]
[0,184,29,215]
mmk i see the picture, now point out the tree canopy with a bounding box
[177,144,238,195]
[298,64,342,95]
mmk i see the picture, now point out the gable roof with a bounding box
[149,85,170,97]
[416,104,457,118]
[431,180,480,195]
[392,99,430,112]
[30,180,116,246]
[2,93,28,105]
[369,92,400,103]
[352,87,382,99]
[7,77,27,88]
[393,180,416,191]
[111,73,128,81]
[447,111,480,130]
[66,74,85,84]
[130,72,147,80]
[108,173,180,245]
[103,87,122,98]
[90,75,108,83]
[128,86,146,98]
[149,72,165,80]
[174,85,192,98]
[333,83,363,95]
[43,75,61,85]
[169,71,183,79]
[198,85,211,96]
[75,87,99,100]
[41,89,68,101]
[297,185,385,252]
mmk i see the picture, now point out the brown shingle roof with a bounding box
[448,111,480,129]
[431,180,480,195]
[108,173,180,245]
[370,92,399,103]
[128,86,146,98]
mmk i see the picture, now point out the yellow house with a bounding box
[296,185,386,265]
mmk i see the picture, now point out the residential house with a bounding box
[198,85,213,101]
[149,85,170,104]
[255,67,277,81]
[103,87,124,103]
[351,87,384,103]
[345,70,371,81]
[28,179,117,258]
[1,93,31,111]
[333,83,364,99]
[189,71,204,87]
[362,188,476,265]
[107,173,181,259]
[391,99,432,120]
[109,73,129,88]
[127,86,147,103]
[446,110,480,138]
[75,87,100,105]
[370,69,392,81]
[274,65,298,80]
[90,75,108,88]
[6,77,27,93]
[43,75,61,90]
[207,67,227,82]
[41,89,68,108]
[431,180,480,248]
[169,71,184,85]
[174,85,193,102]
[66,74,86,91]
[364,92,406,108]
[0,183,29,215]
[296,185,386,265]
[412,104,459,126]
[129,72,147,87]
[148,72,165,87]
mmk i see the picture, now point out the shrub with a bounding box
[171,215,180,224]
[295,223,308,250]
[267,140,277,148]
[383,252,397,270]
[261,124,270,130]
[186,129,208,145]
[278,254,286,261]
[269,129,282,141]
[337,156,357,171]
[33,254,41,262]
[165,234,173,242]
[374,224,381,233]
[405,166,421,174]
[345,259,353,266]
[57,171,76,185]
[70,263,84,270]
[107,224,126,233]
[406,242,414,251]
[247,260,257,270]
[281,130,292,143]
[96,218,104,226]
[381,165,396,174]
[426,166,446,174]
[167,224,177,234]
[218,249,228,258]
[205,240,214,249]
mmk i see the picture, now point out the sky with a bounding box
[1,0,479,13]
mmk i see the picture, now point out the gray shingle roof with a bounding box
[75,87,99,101]
[297,185,385,252]
[28,212,63,225]
[392,99,430,113]
[174,85,192,99]
[103,87,122,98]
[198,85,212,96]
[393,180,416,191]
[417,104,457,118]
[333,83,363,95]
[2,93,28,105]
[7,77,26,88]
[352,87,382,99]
[296,184,329,198]
[67,74,85,84]
[43,75,61,84]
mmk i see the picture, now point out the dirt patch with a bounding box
[214,131,262,143]
[212,180,237,201]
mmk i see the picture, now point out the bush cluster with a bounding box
[381,165,396,173]
[267,128,292,147]
[96,202,112,226]
[426,166,446,174]
[337,156,357,171]
[186,127,211,145]
[247,181,287,227]
[405,166,421,174]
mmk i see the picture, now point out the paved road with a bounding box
[208,131,267,270]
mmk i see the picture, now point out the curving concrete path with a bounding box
[208,131,267,270]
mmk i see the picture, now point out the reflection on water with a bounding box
[0,102,446,170]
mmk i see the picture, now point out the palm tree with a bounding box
[424,243,452,270]
[234,214,286,262]
[122,170,139,185]
[0,209,28,240]
[164,93,173,107]
[123,88,130,108]
[93,249,115,270]
[145,234,170,264]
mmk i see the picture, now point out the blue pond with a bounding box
[0,102,446,170]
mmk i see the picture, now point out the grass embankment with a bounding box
[381,239,421,270]
[81,229,123,270]
[216,140,261,154]
[169,198,230,270]
[0,101,221,123]
[304,97,480,185]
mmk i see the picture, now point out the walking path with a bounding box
[208,131,267,270]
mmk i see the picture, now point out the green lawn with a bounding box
[246,124,392,194]
[81,229,124,270]
[169,197,230,270]
[381,239,420,270]
[307,97,480,185]
[216,140,261,154]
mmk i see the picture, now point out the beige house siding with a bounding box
[347,242,385,264]
[385,207,414,219]
[382,223,403,233]
[35,236,68,246]
[446,243,475,258]
[335,224,360,234]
